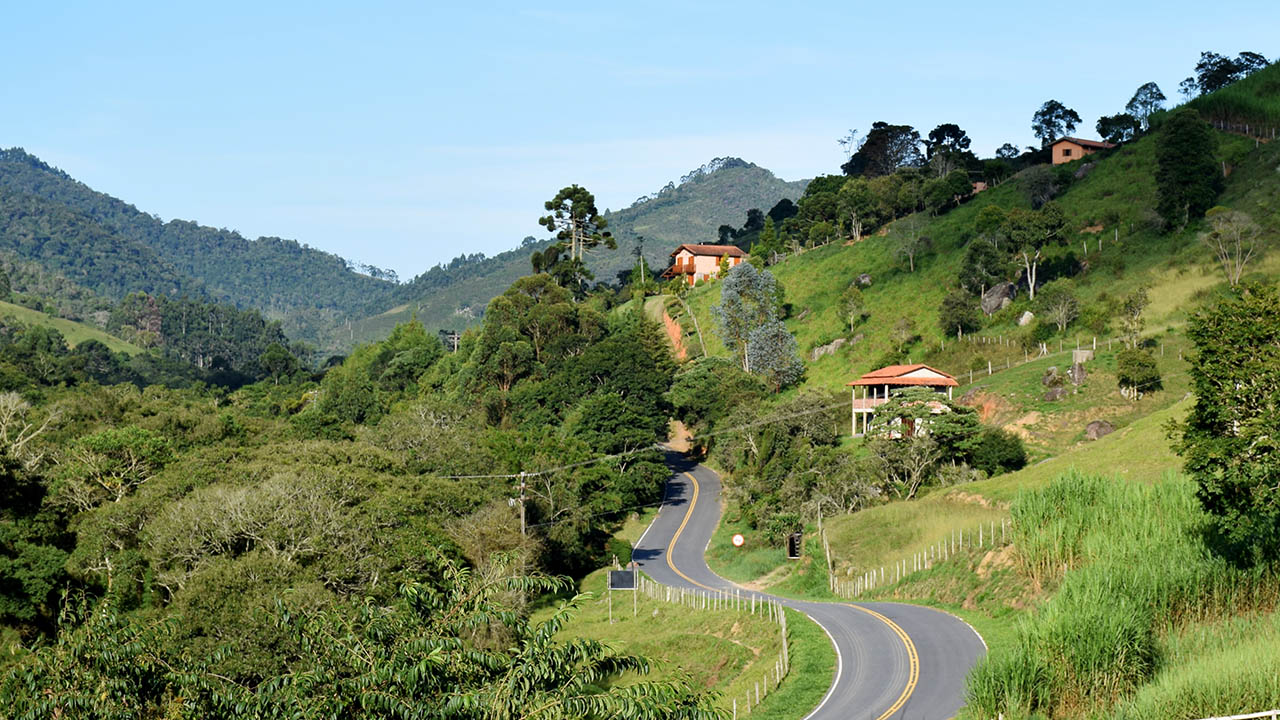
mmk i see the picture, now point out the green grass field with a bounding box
[0,300,142,355]
[665,127,1274,463]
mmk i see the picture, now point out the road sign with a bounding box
[787,531,803,559]
[608,570,636,590]
[731,533,745,547]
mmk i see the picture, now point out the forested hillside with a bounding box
[0,273,720,717]
[352,158,807,342]
[0,149,398,351]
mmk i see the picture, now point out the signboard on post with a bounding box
[608,570,637,591]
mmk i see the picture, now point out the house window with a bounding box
[1062,148,1073,157]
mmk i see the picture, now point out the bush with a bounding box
[1116,348,1161,399]
[970,428,1028,476]
[938,290,983,336]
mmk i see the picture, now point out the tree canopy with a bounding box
[1032,100,1082,147]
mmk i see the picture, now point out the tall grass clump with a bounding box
[1104,611,1280,719]
[965,472,1280,719]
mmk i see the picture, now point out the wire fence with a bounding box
[938,331,1179,389]
[1210,119,1278,142]
[632,574,790,718]
[821,519,1014,599]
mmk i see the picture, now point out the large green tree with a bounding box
[1176,285,1280,561]
[711,263,780,371]
[1125,82,1166,130]
[1003,202,1066,301]
[1096,113,1140,144]
[1155,109,1221,228]
[1032,100,1082,147]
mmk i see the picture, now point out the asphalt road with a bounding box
[633,451,987,720]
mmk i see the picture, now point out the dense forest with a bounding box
[0,148,399,351]
[0,260,725,715]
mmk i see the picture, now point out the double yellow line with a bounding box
[664,471,919,720]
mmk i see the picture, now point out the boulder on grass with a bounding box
[1044,386,1067,402]
[1018,311,1035,327]
[1085,420,1115,441]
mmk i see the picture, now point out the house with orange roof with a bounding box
[846,364,959,436]
[660,244,748,285]
[1050,137,1117,165]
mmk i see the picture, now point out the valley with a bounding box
[1,36,1279,720]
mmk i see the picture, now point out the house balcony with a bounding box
[661,261,695,278]
[851,397,889,411]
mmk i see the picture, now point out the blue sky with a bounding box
[4,1,1277,278]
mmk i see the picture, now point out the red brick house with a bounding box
[661,244,747,285]
[847,364,958,436]
[1050,137,1117,165]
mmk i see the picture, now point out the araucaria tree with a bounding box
[1176,285,1280,560]
[1155,109,1221,228]
[1032,100,1082,147]
[711,263,780,371]
[535,185,615,288]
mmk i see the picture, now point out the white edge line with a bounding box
[632,459,674,553]
[652,463,849,720]
[799,611,844,720]
[689,468,845,720]
[897,603,989,653]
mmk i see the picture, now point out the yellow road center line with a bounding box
[665,472,717,591]
[843,603,920,720]
[666,470,921,720]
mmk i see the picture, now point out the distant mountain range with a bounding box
[358,158,808,342]
[0,148,806,352]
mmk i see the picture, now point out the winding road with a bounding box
[633,452,987,720]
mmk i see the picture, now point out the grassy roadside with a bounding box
[540,505,834,719]
[539,568,833,719]
[750,607,836,719]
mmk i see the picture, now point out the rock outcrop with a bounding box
[982,282,1017,315]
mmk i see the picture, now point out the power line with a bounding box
[427,396,856,482]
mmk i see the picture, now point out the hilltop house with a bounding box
[661,244,747,285]
[847,364,958,436]
[1050,137,1117,165]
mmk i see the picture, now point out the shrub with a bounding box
[1116,348,1161,399]
[970,428,1027,476]
[938,290,983,336]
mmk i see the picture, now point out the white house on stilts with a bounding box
[847,364,959,436]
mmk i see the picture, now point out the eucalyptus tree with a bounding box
[711,263,780,372]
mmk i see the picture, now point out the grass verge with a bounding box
[541,569,833,719]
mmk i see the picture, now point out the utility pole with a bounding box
[517,472,527,536]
